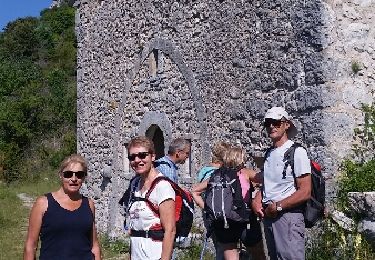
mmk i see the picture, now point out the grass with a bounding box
[100,235,130,259]
[178,242,214,260]
[0,171,60,260]
[0,186,27,260]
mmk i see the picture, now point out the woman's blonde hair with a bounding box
[212,142,231,163]
[223,146,246,169]
[58,154,88,175]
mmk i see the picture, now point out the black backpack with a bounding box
[283,143,326,228]
[119,176,194,239]
[204,167,250,232]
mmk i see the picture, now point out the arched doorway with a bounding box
[145,124,165,160]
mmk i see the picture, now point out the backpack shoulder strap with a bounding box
[144,176,177,215]
[147,176,176,194]
[199,168,216,183]
[263,147,273,165]
[284,142,304,187]
[154,160,172,168]
[122,175,141,213]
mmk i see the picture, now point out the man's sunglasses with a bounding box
[62,171,86,179]
[128,152,150,161]
[263,119,287,128]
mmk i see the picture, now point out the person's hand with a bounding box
[252,193,264,219]
[253,204,265,219]
[264,202,277,218]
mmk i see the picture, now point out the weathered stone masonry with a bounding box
[74,0,375,235]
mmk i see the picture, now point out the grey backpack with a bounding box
[204,167,250,231]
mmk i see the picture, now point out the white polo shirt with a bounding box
[262,140,311,203]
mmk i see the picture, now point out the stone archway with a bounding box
[145,124,165,160]
[116,37,210,163]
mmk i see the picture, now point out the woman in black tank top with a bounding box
[24,154,101,260]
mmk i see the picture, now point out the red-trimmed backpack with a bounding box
[119,176,194,239]
[283,143,326,228]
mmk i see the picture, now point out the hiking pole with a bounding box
[200,236,208,260]
[259,218,270,260]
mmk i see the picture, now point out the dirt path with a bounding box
[17,193,34,236]
[17,193,35,209]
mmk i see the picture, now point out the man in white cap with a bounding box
[252,107,311,260]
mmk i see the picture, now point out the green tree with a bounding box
[0,6,77,182]
[0,18,40,60]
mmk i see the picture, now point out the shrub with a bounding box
[337,160,375,211]
[351,61,362,75]
[306,219,375,260]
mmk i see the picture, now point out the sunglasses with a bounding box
[128,152,150,161]
[263,119,286,128]
[62,171,86,179]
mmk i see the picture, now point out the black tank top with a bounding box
[40,193,94,260]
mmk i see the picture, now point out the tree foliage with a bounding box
[337,104,375,211]
[0,6,77,182]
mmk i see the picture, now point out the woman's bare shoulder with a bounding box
[32,195,48,212]
[242,167,256,174]
[241,167,257,179]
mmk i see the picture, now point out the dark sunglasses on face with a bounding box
[128,152,150,161]
[263,119,286,128]
[62,171,86,179]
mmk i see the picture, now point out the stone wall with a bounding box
[322,0,375,160]
[75,0,374,235]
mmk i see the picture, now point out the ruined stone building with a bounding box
[73,0,375,235]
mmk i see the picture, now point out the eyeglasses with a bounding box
[62,171,86,179]
[263,119,286,128]
[128,152,150,161]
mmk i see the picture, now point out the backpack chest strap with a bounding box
[130,195,159,214]
[130,229,164,241]
[208,179,236,188]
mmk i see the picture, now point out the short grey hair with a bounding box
[168,138,191,154]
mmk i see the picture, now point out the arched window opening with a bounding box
[145,124,165,160]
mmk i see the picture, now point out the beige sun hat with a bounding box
[264,107,298,138]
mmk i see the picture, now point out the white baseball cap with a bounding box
[264,107,298,138]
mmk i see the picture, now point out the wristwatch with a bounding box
[276,202,283,212]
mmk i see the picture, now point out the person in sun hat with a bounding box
[264,106,298,139]
[252,106,312,260]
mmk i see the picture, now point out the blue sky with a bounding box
[0,0,52,31]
